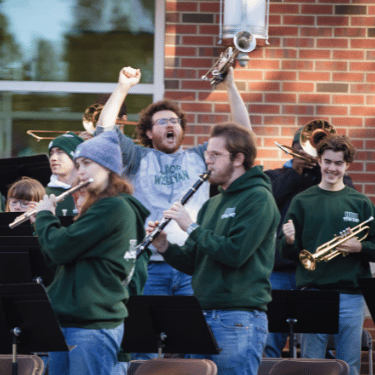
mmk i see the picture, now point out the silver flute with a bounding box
[136,170,211,259]
[9,178,94,229]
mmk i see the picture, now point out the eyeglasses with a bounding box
[204,151,232,162]
[153,118,181,127]
[8,198,30,209]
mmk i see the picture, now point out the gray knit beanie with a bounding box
[74,131,122,175]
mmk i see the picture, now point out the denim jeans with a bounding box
[187,310,268,375]
[49,325,124,375]
[111,362,129,375]
[132,262,194,362]
[264,271,297,358]
[301,293,365,375]
[143,262,193,296]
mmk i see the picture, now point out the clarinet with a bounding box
[136,170,211,259]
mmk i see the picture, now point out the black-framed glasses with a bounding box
[204,151,232,162]
[8,198,30,209]
[152,118,182,127]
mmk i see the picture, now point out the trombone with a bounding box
[275,120,337,161]
[299,216,374,271]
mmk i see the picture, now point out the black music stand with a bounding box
[0,155,51,198]
[0,283,69,375]
[122,295,220,356]
[267,290,340,357]
[358,277,375,326]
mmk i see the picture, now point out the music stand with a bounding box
[0,155,51,198]
[122,295,220,356]
[358,278,375,325]
[267,290,340,357]
[0,283,69,375]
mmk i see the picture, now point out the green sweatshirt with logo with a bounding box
[163,166,280,312]
[278,185,375,294]
[34,193,149,329]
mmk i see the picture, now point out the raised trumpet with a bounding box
[9,179,94,229]
[299,216,374,271]
[201,30,256,86]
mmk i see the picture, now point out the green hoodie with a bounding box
[34,193,149,329]
[45,186,77,216]
[163,165,280,312]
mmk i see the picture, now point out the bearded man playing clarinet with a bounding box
[148,123,280,375]
[279,135,375,375]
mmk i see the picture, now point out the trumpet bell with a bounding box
[234,30,256,53]
[300,120,337,157]
[299,250,317,271]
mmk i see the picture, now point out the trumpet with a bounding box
[275,120,337,161]
[9,179,94,229]
[201,30,256,85]
[299,216,374,271]
[136,171,211,259]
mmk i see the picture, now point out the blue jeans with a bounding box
[187,310,268,375]
[132,262,194,362]
[143,262,193,296]
[264,271,297,358]
[49,325,124,375]
[301,293,365,375]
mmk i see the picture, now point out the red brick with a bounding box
[366,164,375,173]
[232,70,263,80]
[197,114,229,123]
[247,60,280,70]
[165,91,196,101]
[348,128,375,138]
[185,124,211,134]
[265,93,297,103]
[283,106,315,115]
[317,39,349,48]
[300,27,333,37]
[199,2,220,12]
[316,106,348,116]
[352,16,375,27]
[283,82,315,92]
[284,38,315,48]
[347,173,375,182]
[269,15,281,25]
[165,68,198,79]
[181,103,212,112]
[365,141,375,149]
[317,16,349,26]
[199,25,219,35]
[249,104,280,114]
[299,50,331,59]
[197,136,210,144]
[265,71,297,81]
[332,72,364,82]
[269,4,299,13]
[365,184,375,195]
[166,2,197,12]
[333,50,365,60]
[366,96,375,105]
[181,79,214,90]
[165,46,197,57]
[316,61,347,71]
[299,94,330,104]
[240,93,264,103]
[180,58,213,68]
[282,60,314,70]
[264,116,297,126]
[283,16,315,26]
[166,13,180,23]
[214,104,230,112]
[350,106,375,116]
[166,24,197,34]
[251,126,280,136]
[263,160,288,170]
[182,36,214,45]
[269,26,299,36]
[334,28,366,37]
[248,81,281,92]
[357,151,375,161]
[181,136,195,147]
[299,72,330,81]
[348,162,364,172]
[333,95,364,105]
[365,118,375,127]
[258,149,279,159]
[198,92,228,101]
[351,39,375,48]
[351,84,375,93]
[367,75,375,84]
[350,62,375,71]
[302,5,333,14]
[265,49,298,59]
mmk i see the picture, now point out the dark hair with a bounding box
[317,135,356,163]
[6,177,46,212]
[136,100,187,148]
[210,123,257,170]
[75,173,133,219]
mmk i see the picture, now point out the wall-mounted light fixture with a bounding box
[219,0,270,66]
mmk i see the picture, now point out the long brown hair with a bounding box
[75,172,133,220]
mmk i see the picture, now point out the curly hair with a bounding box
[136,100,187,148]
[317,135,356,164]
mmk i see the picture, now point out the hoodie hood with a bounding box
[223,165,273,195]
[119,194,150,242]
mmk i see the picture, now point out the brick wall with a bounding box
[164,0,375,201]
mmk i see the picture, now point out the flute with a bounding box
[136,170,211,259]
[9,178,94,229]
